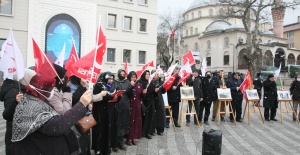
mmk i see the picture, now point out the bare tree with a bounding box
[157,11,185,69]
[217,0,300,78]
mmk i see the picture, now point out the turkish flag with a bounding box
[177,61,192,85]
[170,28,176,40]
[240,71,252,98]
[136,61,154,79]
[72,27,106,83]
[32,38,58,78]
[65,40,79,78]
[183,51,195,66]
[163,72,177,90]
[124,60,128,76]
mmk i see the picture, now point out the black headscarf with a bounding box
[53,64,67,91]
[97,72,114,84]
[69,76,80,86]
[138,70,149,89]
[116,69,126,82]
[127,71,137,81]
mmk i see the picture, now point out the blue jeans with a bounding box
[186,99,200,122]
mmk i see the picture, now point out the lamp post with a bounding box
[230,44,237,72]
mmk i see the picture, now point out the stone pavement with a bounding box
[1,89,300,154]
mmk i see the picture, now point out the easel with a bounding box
[216,72,236,125]
[278,78,299,124]
[179,84,200,130]
[242,87,265,125]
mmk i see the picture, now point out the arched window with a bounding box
[46,14,81,63]
[190,27,193,36]
[195,28,198,35]
[263,50,273,66]
[238,49,247,69]
[274,48,285,68]
[224,37,229,47]
[209,9,213,16]
[192,12,194,19]
[198,11,202,18]
[194,42,199,51]
[186,29,189,36]
[224,51,229,65]
[207,40,211,49]
[207,53,211,66]
[287,53,295,65]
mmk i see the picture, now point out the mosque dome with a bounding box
[187,0,220,11]
[205,20,231,32]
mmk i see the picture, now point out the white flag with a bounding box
[0,29,24,80]
[148,65,164,84]
[179,60,192,78]
[274,63,281,78]
[164,63,177,80]
[166,34,171,46]
[55,43,66,67]
[201,57,207,77]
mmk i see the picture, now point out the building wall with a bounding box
[283,23,300,50]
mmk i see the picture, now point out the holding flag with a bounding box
[164,63,177,81]
[239,71,252,98]
[163,72,178,90]
[177,60,192,85]
[136,61,154,79]
[201,57,207,77]
[0,29,24,80]
[274,63,281,78]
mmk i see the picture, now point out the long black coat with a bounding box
[290,80,300,101]
[167,76,181,103]
[201,77,214,103]
[263,80,278,108]
[0,79,25,155]
[187,75,203,99]
[153,79,166,129]
[226,78,243,100]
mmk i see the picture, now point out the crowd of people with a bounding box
[0,65,300,155]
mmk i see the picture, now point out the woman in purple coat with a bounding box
[126,71,145,145]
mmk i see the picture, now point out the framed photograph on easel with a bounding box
[217,88,231,99]
[277,91,291,100]
[246,89,259,100]
[180,87,194,100]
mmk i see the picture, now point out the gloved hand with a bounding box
[62,86,71,93]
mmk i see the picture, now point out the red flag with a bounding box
[65,41,79,78]
[72,27,106,83]
[136,61,154,79]
[163,72,177,90]
[240,71,252,98]
[183,51,195,66]
[32,38,58,78]
[170,28,176,40]
[124,60,128,76]
[177,61,192,85]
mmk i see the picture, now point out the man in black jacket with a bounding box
[253,73,263,107]
[226,72,243,122]
[166,68,182,128]
[0,78,25,155]
[186,69,203,126]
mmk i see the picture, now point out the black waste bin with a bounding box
[202,129,222,155]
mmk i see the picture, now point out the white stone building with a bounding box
[0,0,157,74]
[182,0,300,74]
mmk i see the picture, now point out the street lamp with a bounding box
[230,43,237,72]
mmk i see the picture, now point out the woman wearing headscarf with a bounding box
[49,64,72,114]
[141,70,156,139]
[68,75,81,93]
[126,71,145,145]
[151,70,166,135]
[92,72,116,155]
[111,69,134,150]
[12,74,92,155]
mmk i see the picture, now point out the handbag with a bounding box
[77,114,97,133]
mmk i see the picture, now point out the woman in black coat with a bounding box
[0,79,25,155]
[152,76,166,135]
[263,74,278,121]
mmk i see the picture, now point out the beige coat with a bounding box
[49,87,72,114]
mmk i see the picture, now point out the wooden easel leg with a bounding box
[280,101,283,124]
[217,101,221,126]
[248,101,251,125]
[179,100,183,129]
[192,101,200,127]
[285,102,289,113]
[242,101,248,122]
[169,108,176,132]
[257,102,265,124]
[229,101,236,125]
[289,101,300,124]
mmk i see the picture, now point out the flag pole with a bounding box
[89,15,102,90]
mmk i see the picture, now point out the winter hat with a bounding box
[267,74,274,79]
[53,64,66,80]
[14,69,36,86]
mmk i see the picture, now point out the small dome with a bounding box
[205,20,231,32]
[261,30,274,35]
[187,0,219,11]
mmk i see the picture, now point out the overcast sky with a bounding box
[157,0,300,25]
